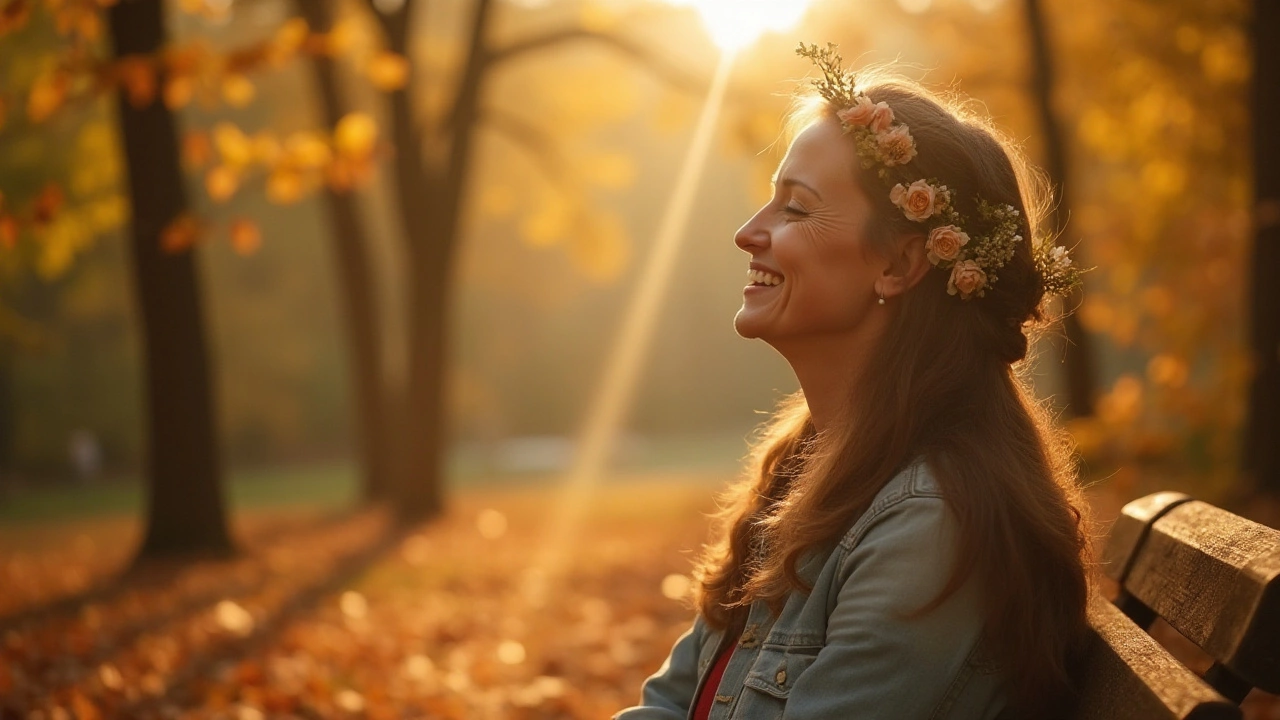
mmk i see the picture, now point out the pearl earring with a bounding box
[878,293,886,305]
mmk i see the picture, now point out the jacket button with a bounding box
[775,669,787,685]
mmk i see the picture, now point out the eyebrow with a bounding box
[771,173,823,201]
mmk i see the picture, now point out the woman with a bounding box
[615,45,1091,720]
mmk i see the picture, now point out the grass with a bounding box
[0,434,746,526]
[0,461,359,525]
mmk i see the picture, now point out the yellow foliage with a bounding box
[1201,31,1248,84]
[1147,354,1189,388]
[70,122,121,197]
[164,76,195,110]
[567,213,629,283]
[326,18,358,56]
[580,152,635,190]
[366,52,409,92]
[252,133,282,165]
[1097,374,1143,426]
[1140,160,1187,197]
[36,213,90,279]
[205,165,239,202]
[519,194,572,248]
[214,123,253,168]
[85,196,125,233]
[334,113,377,159]
[27,70,69,123]
[229,218,261,256]
[273,17,310,58]
[221,74,256,108]
[266,168,305,205]
[183,131,213,168]
[284,132,331,169]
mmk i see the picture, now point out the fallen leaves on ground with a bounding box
[1,477,1277,719]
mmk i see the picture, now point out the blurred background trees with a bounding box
[0,0,1268,551]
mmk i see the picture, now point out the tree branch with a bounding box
[479,106,567,186]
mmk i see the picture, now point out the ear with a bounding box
[877,233,932,299]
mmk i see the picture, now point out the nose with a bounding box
[734,206,769,253]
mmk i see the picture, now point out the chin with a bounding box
[733,310,764,340]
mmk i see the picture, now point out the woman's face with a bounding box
[733,117,885,347]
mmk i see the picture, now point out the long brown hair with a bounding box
[694,69,1092,718]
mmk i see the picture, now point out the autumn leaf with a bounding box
[272,17,309,59]
[161,214,200,253]
[252,133,282,165]
[27,69,70,123]
[116,56,156,108]
[284,132,331,169]
[229,218,261,256]
[213,123,253,168]
[221,74,256,108]
[366,52,409,91]
[164,75,195,109]
[266,169,304,205]
[204,166,239,202]
[32,183,64,226]
[0,216,17,249]
[180,131,212,169]
[0,0,32,35]
[334,113,377,159]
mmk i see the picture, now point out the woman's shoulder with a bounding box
[836,456,951,552]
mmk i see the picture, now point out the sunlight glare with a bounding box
[667,0,813,50]
[523,51,738,606]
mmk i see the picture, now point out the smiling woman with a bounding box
[614,46,1091,720]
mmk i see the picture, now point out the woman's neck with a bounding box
[779,335,872,433]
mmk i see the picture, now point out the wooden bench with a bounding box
[1073,492,1280,719]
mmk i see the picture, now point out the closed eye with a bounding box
[783,204,809,217]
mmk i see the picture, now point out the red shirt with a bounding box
[692,642,735,720]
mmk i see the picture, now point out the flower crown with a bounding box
[797,43,1082,301]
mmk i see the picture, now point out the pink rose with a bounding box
[836,96,876,128]
[948,260,988,299]
[890,179,941,222]
[876,126,917,167]
[869,102,895,132]
[926,225,970,264]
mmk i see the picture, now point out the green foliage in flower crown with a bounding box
[795,43,857,109]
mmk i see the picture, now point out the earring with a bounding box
[878,293,886,305]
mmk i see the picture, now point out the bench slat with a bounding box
[1076,596,1241,720]
[1103,492,1193,584]
[1122,500,1280,694]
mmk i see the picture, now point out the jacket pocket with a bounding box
[741,643,820,704]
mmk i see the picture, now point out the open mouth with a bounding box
[748,268,784,287]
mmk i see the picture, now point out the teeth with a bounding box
[748,268,783,286]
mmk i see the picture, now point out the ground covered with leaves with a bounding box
[1,475,1278,719]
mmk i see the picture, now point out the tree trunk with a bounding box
[1023,0,1098,417]
[1245,0,1280,494]
[108,0,234,559]
[295,0,393,502]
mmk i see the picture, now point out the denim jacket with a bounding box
[614,459,1007,720]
